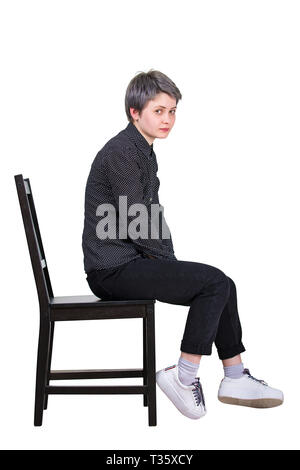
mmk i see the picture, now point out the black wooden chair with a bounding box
[14,174,157,426]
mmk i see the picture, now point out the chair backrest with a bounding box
[14,174,53,310]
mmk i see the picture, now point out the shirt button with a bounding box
[149,197,152,202]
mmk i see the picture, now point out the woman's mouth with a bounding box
[160,128,169,132]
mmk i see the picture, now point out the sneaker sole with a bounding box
[156,372,206,419]
[218,396,283,408]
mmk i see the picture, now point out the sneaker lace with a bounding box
[243,368,268,386]
[191,377,205,407]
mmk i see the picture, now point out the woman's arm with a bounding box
[103,150,176,260]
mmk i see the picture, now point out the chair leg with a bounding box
[145,304,157,426]
[44,321,55,410]
[143,317,148,407]
[34,318,51,426]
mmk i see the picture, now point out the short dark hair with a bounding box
[125,69,182,122]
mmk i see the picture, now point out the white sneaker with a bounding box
[156,364,206,419]
[218,368,284,408]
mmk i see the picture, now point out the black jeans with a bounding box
[86,254,246,360]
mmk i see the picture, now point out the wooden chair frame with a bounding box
[14,174,157,426]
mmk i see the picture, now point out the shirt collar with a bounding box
[124,121,154,159]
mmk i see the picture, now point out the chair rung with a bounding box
[50,368,144,380]
[46,385,146,395]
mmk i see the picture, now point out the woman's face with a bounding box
[130,92,177,145]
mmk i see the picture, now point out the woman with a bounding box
[82,69,283,419]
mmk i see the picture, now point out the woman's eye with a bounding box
[155,109,176,114]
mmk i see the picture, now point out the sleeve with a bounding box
[103,150,176,259]
[161,224,177,259]
[154,185,177,259]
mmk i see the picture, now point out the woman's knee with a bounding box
[205,266,231,300]
[226,276,236,299]
[226,276,235,289]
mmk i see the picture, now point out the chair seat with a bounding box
[50,294,155,309]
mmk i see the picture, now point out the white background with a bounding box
[1,0,299,450]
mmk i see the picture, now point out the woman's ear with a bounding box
[130,107,140,122]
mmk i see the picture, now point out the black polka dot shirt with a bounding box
[82,121,177,274]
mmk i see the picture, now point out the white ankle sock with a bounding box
[223,362,244,379]
[178,357,200,386]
